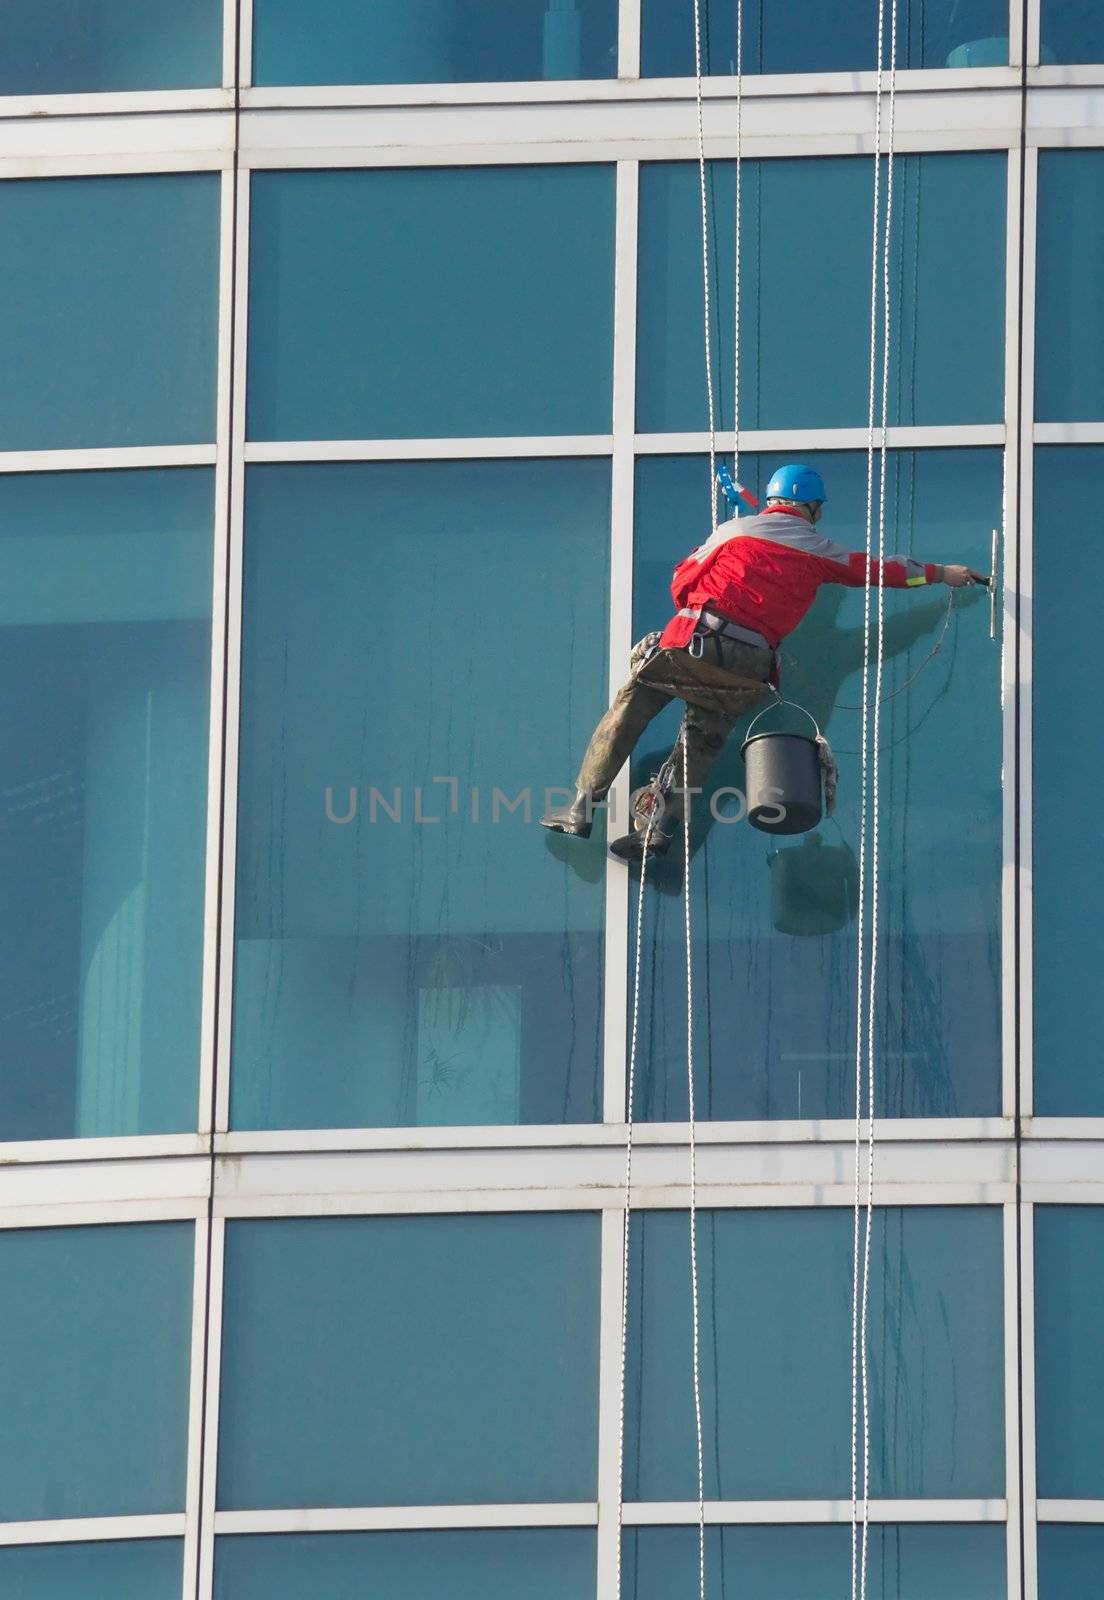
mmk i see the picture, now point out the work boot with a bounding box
[608,816,678,863]
[540,789,599,838]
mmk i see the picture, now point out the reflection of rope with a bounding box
[613,769,652,1600]
[853,0,897,1595]
[781,588,956,712]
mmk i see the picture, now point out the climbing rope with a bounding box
[693,0,717,531]
[733,0,745,487]
[852,3,898,1598]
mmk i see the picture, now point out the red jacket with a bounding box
[659,506,941,652]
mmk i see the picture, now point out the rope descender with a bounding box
[717,461,759,514]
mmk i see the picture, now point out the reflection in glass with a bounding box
[637,155,1005,434]
[1034,449,1103,1111]
[232,461,608,1130]
[248,168,615,441]
[0,1541,184,1598]
[1040,1,1103,65]
[253,0,617,85]
[217,1216,600,1507]
[0,0,221,94]
[0,1223,194,1520]
[0,175,219,451]
[0,470,213,1140]
[1035,1207,1104,1496]
[1036,155,1104,423]
[624,1208,1004,1500]
[215,1530,596,1598]
[623,1524,1006,1599]
[630,450,1002,1122]
[642,0,1008,74]
[1038,1526,1104,1598]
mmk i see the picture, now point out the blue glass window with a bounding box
[0,1,221,94]
[1033,449,1103,1113]
[0,176,219,450]
[623,1525,1006,1598]
[642,0,1009,73]
[1036,154,1104,422]
[625,1207,1004,1499]
[253,0,617,85]
[0,1541,184,1598]
[1038,1526,1104,1598]
[248,168,615,441]
[217,1214,600,1507]
[1035,1207,1104,1497]
[636,155,1005,433]
[0,469,214,1141]
[0,1223,194,1520]
[1040,3,1103,65]
[215,1531,595,1598]
[232,460,607,1131]
[630,450,1001,1122]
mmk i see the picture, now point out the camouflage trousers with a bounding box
[575,641,773,823]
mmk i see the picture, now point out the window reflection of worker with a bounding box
[541,463,986,860]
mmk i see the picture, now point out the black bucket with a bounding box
[741,701,823,835]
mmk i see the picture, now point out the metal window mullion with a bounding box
[618,0,642,80]
[199,163,240,1140]
[1024,0,1040,71]
[238,0,254,93]
[213,169,251,1137]
[1000,142,1023,1125]
[603,159,639,1125]
[183,1215,212,1595]
[1018,146,1038,1123]
[1003,1200,1024,1600]
[596,1209,628,1597]
[196,1217,227,1600]
[1020,1201,1039,1600]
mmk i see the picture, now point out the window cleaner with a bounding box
[539,462,988,860]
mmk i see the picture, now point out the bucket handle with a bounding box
[745,694,822,743]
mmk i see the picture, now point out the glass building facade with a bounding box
[1,4,1100,1596]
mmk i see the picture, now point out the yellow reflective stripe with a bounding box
[905,574,928,586]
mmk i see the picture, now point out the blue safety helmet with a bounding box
[765,464,827,505]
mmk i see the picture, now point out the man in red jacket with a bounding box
[540,463,986,857]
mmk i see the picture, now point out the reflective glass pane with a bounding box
[630,450,1001,1122]
[625,1208,1004,1500]
[1036,154,1104,422]
[0,176,219,450]
[1040,2,1103,65]
[642,0,1009,73]
[1033,448,1103,1112]
[215,1531,595,1599]
[232,461,607,1131]
[623,1525,1006,1598]
[1035,1207,1104,1497]
[636,155,1005,432]
[0,1,221,93]
[0,469,213,1140]
[1038,1526,1104,1598]
[217,1215,600,1507]
[253,0,617,85]
[248,168,615,440]
[0,1223,193,1519]
[0,1540,183,1598]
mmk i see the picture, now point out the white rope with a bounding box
[682,725,707,1600]
[733,0,744,486]
[852,4,897,1599]
[693,0,718,529]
